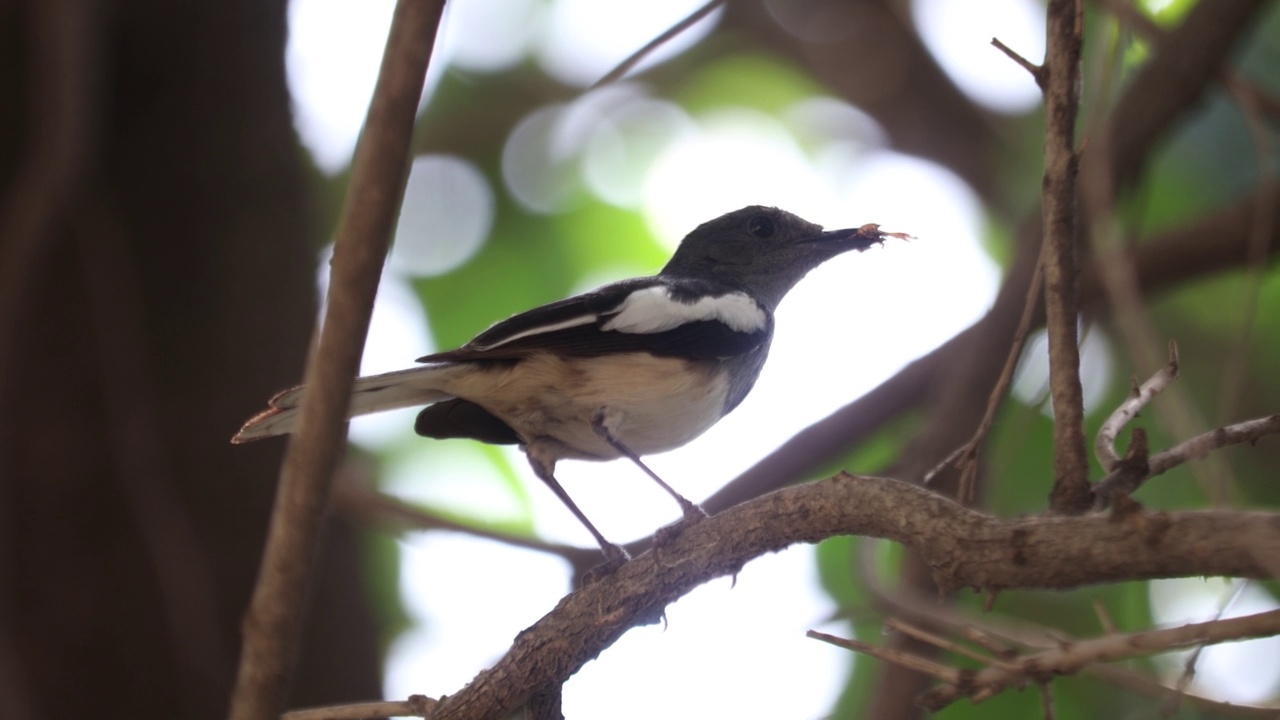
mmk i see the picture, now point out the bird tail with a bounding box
[231,365,458,443]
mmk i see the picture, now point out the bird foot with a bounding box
[581,542,631,586]
[653,501,708,547]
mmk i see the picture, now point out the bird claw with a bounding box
[653,502,707,547]
[581,542,631,586]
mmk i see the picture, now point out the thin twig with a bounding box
[919,609,1280,711]
[991,37,1044,84]
[884,618,1018,670]
[1041,0,1092,514]
[1165,580,1250,715]
[1087,665,1280,718]
[924,243,1047,503]
[590,0,727,89]
[226,2,446,718]
[1038,681,1055,719]
[1093,412,1280,507]
[807,630,964,683]
[1148,414,1280,476]
[1095,341,1179,472]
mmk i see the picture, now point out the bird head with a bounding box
[660,205,881,309]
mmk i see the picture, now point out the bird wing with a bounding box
[418,277,772,363]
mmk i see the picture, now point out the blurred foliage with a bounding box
[673,53,827,115]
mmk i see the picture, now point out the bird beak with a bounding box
[806,224,901,252]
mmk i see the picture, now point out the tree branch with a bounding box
[1041,0,1091,513]
[1095,341,1179,472]
[1094,413,1280,508]
[917,609,1280,711]
[227,1,446,718]
[423,472,1280,720]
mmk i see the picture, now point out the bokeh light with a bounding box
[912,0,1046,114]
[1149,578,1280,703]
[390,155,494,277]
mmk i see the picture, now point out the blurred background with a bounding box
[2,0,1279,718]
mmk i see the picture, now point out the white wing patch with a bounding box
[474,313,597,350]
[601,286,766,335]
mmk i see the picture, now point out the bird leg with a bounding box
[524,442,630,576]
[591,410,708,532]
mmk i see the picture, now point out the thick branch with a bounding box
[426,473,1280,720]
[1041,0,1090,513]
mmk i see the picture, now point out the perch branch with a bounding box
[416,472,1280,720]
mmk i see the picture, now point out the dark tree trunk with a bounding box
[0,1,382,717]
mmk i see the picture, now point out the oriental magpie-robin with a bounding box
[234,206,895,570]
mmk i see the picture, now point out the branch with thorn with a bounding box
[1088,340,1280,508]
[811,610,1280,713]
[1095,341,1179,472]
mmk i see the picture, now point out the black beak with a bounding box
[804,224,891,253]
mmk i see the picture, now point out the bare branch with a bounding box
[416,472,1280,719]
[1095,341,1180,472]
[591,0,726,88]
[882,618,1018,670]
[1094,413,1280,508]
[1165,580,1250,715]
[1150,414,1280,477]
[991,37,1043,83]
[807,630,965,683]
[925,243,1046,503]
[1086,665,1280,718]
[1041,0,1091,514]
[918,609,1280,710]
[227,2,447,718]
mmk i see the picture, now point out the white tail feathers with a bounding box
[232,365,458,443]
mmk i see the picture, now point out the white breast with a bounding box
[441,353,730,461]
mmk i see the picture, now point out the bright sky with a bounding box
[285,0,1280,715]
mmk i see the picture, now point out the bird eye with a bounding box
[747,215,775,238]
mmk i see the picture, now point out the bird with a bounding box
[234,205,898,573]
